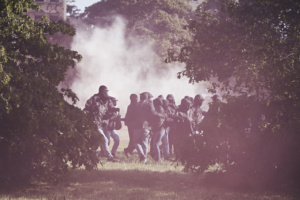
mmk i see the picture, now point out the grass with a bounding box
[0,128,298,200]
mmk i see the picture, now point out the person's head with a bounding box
[130,94,138,103]
[162,99,169,110]
[184,96,194,106]
[194,94,204,106]
[181,98,191,111]
[211,95,220,102]
[158,95,164,100]
[110,97,118,106]
[146,92,153,101]
[140,92,148,101]
[189,97,194,105]
[166,94,175,104]
[153,98,162,108]
[98,85,109,100]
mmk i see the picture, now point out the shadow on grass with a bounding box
[0,168,298,200]
[63,168,204,199]
[0,168,204,200]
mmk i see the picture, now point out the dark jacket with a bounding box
[84,93,111,129]
[135,99,164,130]
[124,102,138,128]
[162,99,176,127]
[173,99,194,136]
[151,98,165,131]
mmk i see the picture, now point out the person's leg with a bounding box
[125,126,135,153]
[140,129,151,159]
[169,126,175,156]
[98,128,113,158]
[173,135,183,161]
[149,131,155,159]
[133,128,146,160]
[103,127,111,146]
[161,127,170,159]
[110,130,120,156]
[152,128,165,161]
[129,126,136,153]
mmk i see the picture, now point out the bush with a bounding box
[177,95,300,189]
[0,101,102,186]
[0,0,102,187]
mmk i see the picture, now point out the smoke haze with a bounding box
[67,17,210,115]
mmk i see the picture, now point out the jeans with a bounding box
[98,128,113,158]
[133,128,150,159]
[161,127,170,159]
[103,128,120,155]
[152,127,166,161]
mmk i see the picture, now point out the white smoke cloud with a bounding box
[68,16,210,115]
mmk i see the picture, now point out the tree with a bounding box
[173,0,300,188]
[0,0,101,186]
[66,0,81,18]
[81,0,193,59]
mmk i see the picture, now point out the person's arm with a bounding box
[84,95,96,115]
[103,108,120,120]
[148,102,165,118]
[124,105,131,125]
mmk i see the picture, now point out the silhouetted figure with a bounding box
[184,96,194,107]
[173,98,193,159]
[124,94,139,157]
[200,95,229,164]
[151,97,166,162]
[201,95,221,130]
[104,97,120,158]
[133,92,164,163]
[160,99,173,160]
[166,94,178,156]
[191,94,205,134]
[149,95,165,159]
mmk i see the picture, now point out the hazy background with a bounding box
[64,16,210,115]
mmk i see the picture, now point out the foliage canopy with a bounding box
[0,0,101,185]
[174,0,300,189]
[81,0,193,59]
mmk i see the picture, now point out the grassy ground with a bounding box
[0,128,298,200]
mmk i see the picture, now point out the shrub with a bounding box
[177,95,300,189]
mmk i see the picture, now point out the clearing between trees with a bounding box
[0,129,297,200]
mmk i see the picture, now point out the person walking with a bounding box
[191,94,205,135]
[84,85,118,162]
[151,97,166,162]
[133,92,165,163]
[124,94,139,157]
[173,98,194,159]
[104,97,121,158]
[166,94,178,157]
[160,99,174,160]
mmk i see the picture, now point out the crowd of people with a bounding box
[84,85,206,163]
